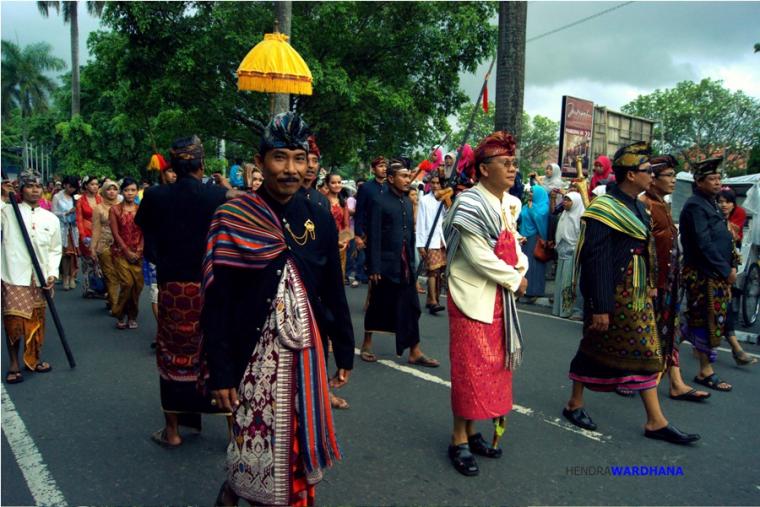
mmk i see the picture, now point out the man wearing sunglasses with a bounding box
[563,141,699,445]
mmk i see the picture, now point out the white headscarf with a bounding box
[543,163,564,191]
[556,191,585,248]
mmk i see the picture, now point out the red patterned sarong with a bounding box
[156,282,203,382]
[448,289,513,420]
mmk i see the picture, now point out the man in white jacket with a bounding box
[1,169,61,383]
[443,131,529,477]
[416,174,447,314]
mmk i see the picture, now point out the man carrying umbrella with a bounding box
[2,169,62,383]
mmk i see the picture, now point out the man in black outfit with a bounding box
[299,135,330,209]
[202,112,353,506]
[360,159,439,367]
[136,135,239,448]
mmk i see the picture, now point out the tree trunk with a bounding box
[273,1,292,115]
[70,1,80,117]
[494,1,527,144]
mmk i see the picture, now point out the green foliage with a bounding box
[204,158,228,176]
[75,0,497,176]
[53,115,118,178]
[452,103,559,174]
[622,78,760,173]
[1,40,66,120]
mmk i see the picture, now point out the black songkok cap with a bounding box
[692,157,723,180]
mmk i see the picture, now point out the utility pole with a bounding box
[273,1,292,114]
[494,2,527,144]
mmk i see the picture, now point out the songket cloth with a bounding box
[656,240,681,368]
[554,256,582,318]
[2,281,47,370]
[680,265,730,364]
[569,260,661,392]
[157,282,227,425]
[449,289,512,420]
[202,192,340,506]
[112,256,143,320]
[226,260,339,506]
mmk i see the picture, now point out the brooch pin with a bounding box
[285,219,316,246]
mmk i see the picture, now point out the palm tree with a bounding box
[37,1,105,117]
[494,2,527,143]
[1,40,66,168]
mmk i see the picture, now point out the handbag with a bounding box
[533,236,554,263]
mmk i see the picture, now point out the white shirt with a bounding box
[415,192,445,249]
[1,201,62,285]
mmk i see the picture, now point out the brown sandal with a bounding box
[360,349,377,363]
[733,350,759,366]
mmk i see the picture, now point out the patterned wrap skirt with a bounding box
[449,289,513,420]
[2,281,47,371]
[424,247,446,272]
[680,265,730,363]
[569,259,663,391]
[156,282,226,420]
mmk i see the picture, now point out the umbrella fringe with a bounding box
[238,76,313,95]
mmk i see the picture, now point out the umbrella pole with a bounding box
[269,94,276,119]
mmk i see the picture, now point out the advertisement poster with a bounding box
[558,96,594,177]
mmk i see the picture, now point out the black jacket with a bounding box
[579,184,652,315]
[200,186,355,390]
[135,176,228,283]
[679,189,735,279]
[367,188,415,284]
[354,178,386,237]
[299,186,330,210]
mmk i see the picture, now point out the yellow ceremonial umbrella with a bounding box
[237,30,313,96]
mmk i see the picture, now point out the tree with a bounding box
[453,104,559,174]
[1,40,65,120]
[81,1,497,173]
[37,0,105,117]
[494,2,527,143]
[1,40,66,169]
[622,78,760,173]
[519,113,560,174]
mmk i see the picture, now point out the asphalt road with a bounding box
[2,283,759,506]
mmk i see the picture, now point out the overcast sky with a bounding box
[2,1,759,123]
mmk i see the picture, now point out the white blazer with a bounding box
[1,202,62,285]
[448,184,528,324]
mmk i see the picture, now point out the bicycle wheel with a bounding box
[741,263,760,326]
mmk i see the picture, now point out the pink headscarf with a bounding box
[590,155,614,195]
[429,148,443,172]
[457,144,474,175]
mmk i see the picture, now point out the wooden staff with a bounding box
[8,193,76,368]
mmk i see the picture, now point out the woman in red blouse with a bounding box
[326,173,351,280]
[109,178,144,330]
[76,176,103,297]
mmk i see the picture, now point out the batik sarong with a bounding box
[97,250,119,310]
[2,281,47,370]
[424,247,446,272]
[680,265,730,363]
[111,256,143,320]
[227,260,340,506]
[449,289,513,420]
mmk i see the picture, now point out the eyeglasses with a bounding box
[486,157,518,169]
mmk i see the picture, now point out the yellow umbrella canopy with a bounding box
[237,32,313,95]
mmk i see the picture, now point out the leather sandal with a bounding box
[562,407,597,431]
[448,443,479,476]
[733,350,758,366]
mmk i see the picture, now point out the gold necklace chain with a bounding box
[285,219,316,246]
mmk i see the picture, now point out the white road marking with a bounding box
[1,384,67,507]
[354,348,610,443]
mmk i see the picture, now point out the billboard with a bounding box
[558,96,594,178]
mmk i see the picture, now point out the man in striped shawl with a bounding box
[202,112,353,506]
[562,141,700,445]
[443,131,529,477]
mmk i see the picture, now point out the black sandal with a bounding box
[693,373,732,392]
[468,433,502,459]
[5,371,23,384]
[448,443,479,476]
